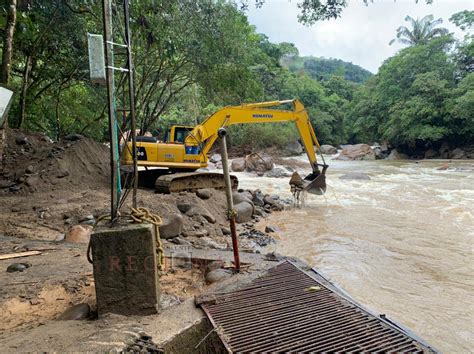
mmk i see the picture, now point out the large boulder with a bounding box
[439,142,450,159]
[266,167,291,178]
[209,153,222,163]
[386,149,408,160]
[424,149,438,159]
[245,153,273,172]
[234,201,254,223]
[231,158,245,172]
[66,225,92,244]
[159,213,184,239]
[335,144,375,161]
[319,144,337,155]
[185,205,216,224]
[450,148,466,159]
[252,191,265,207]
[176,201,193,213]
[263,195,277,206]
[286,141,303,155]
[380,141,390,153]
[233,191,253,205]
[372,146,387,160]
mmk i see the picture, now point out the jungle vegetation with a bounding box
[0,1,472,153]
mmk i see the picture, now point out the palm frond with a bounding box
[391,13,449,47]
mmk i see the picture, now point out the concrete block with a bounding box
[91,223,160,316]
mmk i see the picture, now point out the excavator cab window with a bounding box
[172,126,194,144]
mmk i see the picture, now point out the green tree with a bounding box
[450,10,474,31]
[240,0,434,24]
[446,73,474,145]
[389,15,449,46]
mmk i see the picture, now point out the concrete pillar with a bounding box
[90,223,160,316]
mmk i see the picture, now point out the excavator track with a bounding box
[155,172,238,194]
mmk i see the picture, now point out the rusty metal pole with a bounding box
[218,128,240,272]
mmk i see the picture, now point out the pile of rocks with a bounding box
[324,141,473,161]
[424,142,472,159]
[167,188,289,252]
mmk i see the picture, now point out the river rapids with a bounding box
[234,156,473,353]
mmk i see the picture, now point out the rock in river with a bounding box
[245,153,273,172]
[451,148,466,159]
[339,172,371,180]
[336,144,375,161]
[266,167,291,178]
[424,149,438,159]
[386,149,408,160]
[286,141,303,155]
[265,225,280,233]
[319,144,338,155]
[231,157,245,172]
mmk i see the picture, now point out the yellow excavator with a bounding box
[121,99,328,194]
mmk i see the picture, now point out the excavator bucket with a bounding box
[289,165,328,196]
[303,172,327,195]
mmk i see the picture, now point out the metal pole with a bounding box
[218,128,240,272]
[102,0,120,220]
[123,0,138,208]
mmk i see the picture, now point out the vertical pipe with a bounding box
[218,128,240,272]
[123,0,138,208]
[102,0,119,220]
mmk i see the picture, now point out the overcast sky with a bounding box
[246,0,473,73]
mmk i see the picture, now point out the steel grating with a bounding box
[200,261,436,353]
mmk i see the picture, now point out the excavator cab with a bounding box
[165,125,194,143]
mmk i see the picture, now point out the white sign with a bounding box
[87,33,106,85]
[0,86,14,127]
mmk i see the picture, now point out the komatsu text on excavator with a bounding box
[121,99,328,195]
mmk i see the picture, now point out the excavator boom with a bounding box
[185,99,328,194]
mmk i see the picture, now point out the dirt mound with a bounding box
[0,129,109,194]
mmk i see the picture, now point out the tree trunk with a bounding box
[18,55,32,128]
[0,0,17,85]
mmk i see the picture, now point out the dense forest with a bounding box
[0,2,473,155]
[281,56,373,84]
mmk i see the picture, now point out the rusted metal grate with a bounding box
[200,261,436,353]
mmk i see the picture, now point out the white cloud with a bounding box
[246,0,473,72]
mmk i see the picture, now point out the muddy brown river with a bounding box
[236,157,474,353]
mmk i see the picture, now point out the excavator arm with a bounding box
[185,99,328,195]
[185,99,325,175]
